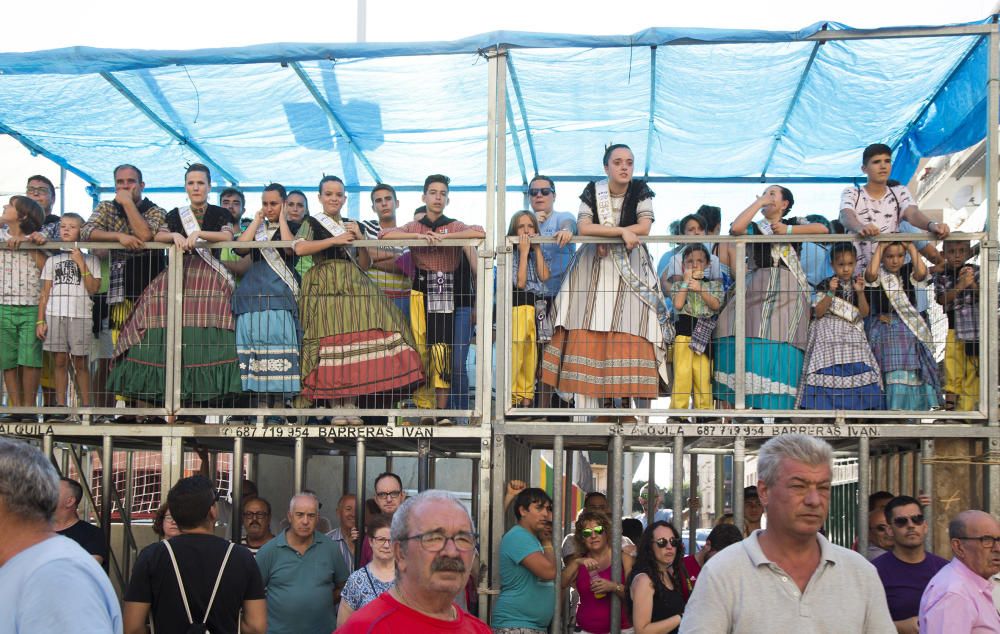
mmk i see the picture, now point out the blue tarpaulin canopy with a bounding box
[0,20,994,192]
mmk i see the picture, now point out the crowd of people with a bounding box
[0,141,983,423]
[2,434,999,633]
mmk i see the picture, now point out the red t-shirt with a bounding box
[338,592,490,634]
[681,554,701,594]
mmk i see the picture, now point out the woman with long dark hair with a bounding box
[627,520,687,634]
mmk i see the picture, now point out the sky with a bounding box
[1,0,994,231]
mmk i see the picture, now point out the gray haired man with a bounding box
[0,438,121,632]
[680,434,894,633]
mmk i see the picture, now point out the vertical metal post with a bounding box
[920,439,934,549]
[160,436,184,499]
[355,0,366,42]
[623,452,634,514]
[42,433,54,466]
[733,242,747,410]
[857,437,871,558]
[609,434,624,634]
[417,438,430,492]
[733,439,746,530]
[490,434,507,609]
[551,435,565,634]
[714,455,725,518]
[647,451,656,527]
[689,453,699,554]
[354,437,366,570]
[293,437,306,493]
[123,450,134,581]
[59,167,66,215]
[101,436,113,556]
[477,436,492,621]
[564,450,575,534]
[471,457,481,529]
[165,245,183,416]
[231,437,244,543]
[984,24,1000,514]
[672,436,684,528]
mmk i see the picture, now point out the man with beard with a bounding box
[872,496,947,634]
[256,492,349,634]
[919,510,1000,633]
[240,497,274,556]
[493,487,556,634]
[339,490,489,633]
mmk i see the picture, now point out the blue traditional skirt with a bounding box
[797,316,883,410]
[713,336,803,410]
[866,315,940,411]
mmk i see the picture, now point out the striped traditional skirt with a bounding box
[108,256,241,403]
[541,328,660,398]
[796,316,883,410]
[298,259,424,400]
[866,315,941,410]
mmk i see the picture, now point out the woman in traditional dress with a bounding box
[541,144,672,419]
[712,186,828,411]
[293,175,423,424]
[231,184,301,417]
[109,163,241,412]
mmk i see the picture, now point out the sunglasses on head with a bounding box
[581,526,605,538]
[654,537,683,549]
[891,514,925,528]
[528,187,554,197]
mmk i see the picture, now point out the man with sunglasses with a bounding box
[919,509,1000,633]
[339,489,489,633]
[493,487,556,634]
[871,496,947,634]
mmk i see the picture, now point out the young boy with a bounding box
[933,240,979,412]
[36,214,101,421]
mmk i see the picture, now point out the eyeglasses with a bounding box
[654,537,684,549]
[375,490,402,501]
[25,186,51,196]
[399,530,478,552]
[372,537,392,547]
[528,187,554,197]
[956,535,1000,548]
[581,526,605,538]
[243,511,269,520]
[891,514,925,528]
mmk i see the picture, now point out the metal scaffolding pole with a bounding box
[100,436,113,563]
[673,436,684,528]
[354,437,367,571]
[123,450,134,582]
[689,452,699,554]
[551,435,565,634]
[733,439,746,530]
[857,437,871,558]
[231,437,244,544]
[293,437,306,493]
[609,434,624,633]
[647,451,656,527]
[984,24,1000,515]
[417,438,430,492]
[920,440,935,549]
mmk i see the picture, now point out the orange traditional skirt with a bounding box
[541,327,660,399]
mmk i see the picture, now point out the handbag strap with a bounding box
[163,539,235,626]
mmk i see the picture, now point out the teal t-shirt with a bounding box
[491,524,555,629]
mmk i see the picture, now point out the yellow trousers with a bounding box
[410,290,450,408]
[511,305,537,403]
[671,335,713,410]
[944,329,979,411]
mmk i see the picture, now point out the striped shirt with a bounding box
[0,227,43,305]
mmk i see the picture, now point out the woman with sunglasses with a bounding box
[561,510,634,634]
[337,514,395,628]
[627,521,688,634]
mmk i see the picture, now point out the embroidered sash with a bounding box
[178,206,235,289]
[755,219,809,337]
[879,268,934,353]
[824,290,866,336]
[255,220,299,298]
[313,212,363,269]
[594,180,673,341]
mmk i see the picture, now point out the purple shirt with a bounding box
[871,550,948,621]
[919,557,1000,633]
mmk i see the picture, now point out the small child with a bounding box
[864,241,940,410]
[0,196,46,419]
[36,214,101,421]
[797,243,883,410]
[509,210,550,408]
[933,240,979,412]
[667,244,723,410]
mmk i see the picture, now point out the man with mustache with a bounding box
[339,489,489,632]
[681,434,894,633]
[493,487,556,634]
[871,495,947,634]
[240,497,274,556]
[919,509,1000,633]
